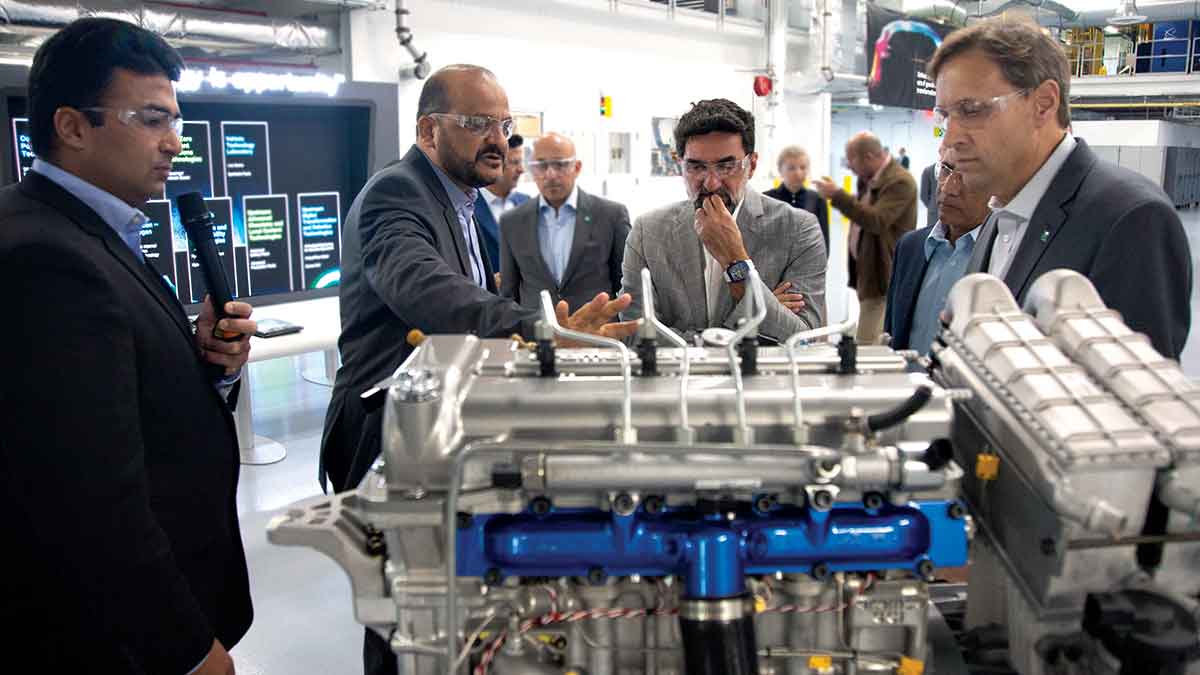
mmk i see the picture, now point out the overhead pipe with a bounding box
[394,0,430,79]
[0,0,339,54]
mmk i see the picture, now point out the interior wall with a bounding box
[347,0,841,312]
[348,0,830,215]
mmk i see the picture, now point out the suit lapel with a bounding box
[559,190,593,289]
[1002,141,1095,299]
[672,202,709,326]
[410,147,472,276]
[19,172,196,348]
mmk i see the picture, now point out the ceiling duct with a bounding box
[1107,0,1149,25]
[0,1,339,56]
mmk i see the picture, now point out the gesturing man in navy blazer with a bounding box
[886,155,989,354]
[930,17,1190,358]
[2,18,255,675]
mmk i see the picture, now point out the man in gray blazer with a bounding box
[931,18,1190,359]
[499,132,630,311]
[620,99,827,342]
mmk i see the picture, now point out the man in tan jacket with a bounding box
[814,132,917,343]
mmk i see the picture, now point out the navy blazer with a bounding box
[965,138,1191,359]
[475,190,530,269]
[884,225,934,350]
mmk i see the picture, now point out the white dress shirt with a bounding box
[481,186,520,224]
[986,133,1076,278]
[702,200,744,325]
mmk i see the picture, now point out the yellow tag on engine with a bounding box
[898,656,925,675]
[976,453,1000,480]
[754,595,767,613]
[807,654,832,670]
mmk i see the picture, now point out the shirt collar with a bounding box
[481,187,505,205]
[869,153,893,186]
[539,184,579,215]
[988,133,1076,221]
[419,148,478,218]
[924,219,981,260]
[31,158,145,237]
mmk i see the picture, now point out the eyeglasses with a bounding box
[933,89,1028,132]
[935,161,962,186]
[527,157,576,176]
[80,106,183,136]
[681,155,750,179]
[427,112,514,139]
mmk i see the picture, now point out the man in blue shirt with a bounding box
[1,17,255,675]
[498,132,631,312]
[475,132,530,273]
[885,155,990,354]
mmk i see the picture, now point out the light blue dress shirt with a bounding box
[32,159,241,394]
[32,158,147,258]
[908,221,980,356]
[537,186,579,285]
[421,150,487,287]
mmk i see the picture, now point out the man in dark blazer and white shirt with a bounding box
[1,18,256,675]
[930,17,1190,359]
[499,132,630,312]
[475,132,529,270]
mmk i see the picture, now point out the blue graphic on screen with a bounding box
[222,121,271,252]
[298,192,342,289]
[165,121,216,263]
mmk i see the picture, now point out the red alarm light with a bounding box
[753,75,773,97]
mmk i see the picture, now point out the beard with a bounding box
[692,187,737,212]
[440,142,506,189]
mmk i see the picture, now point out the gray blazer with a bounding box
[498,189,631,312]
[619,189,827,341]
[966,138,1191,359]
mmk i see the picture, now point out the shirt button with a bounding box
[1002,235,1011,243]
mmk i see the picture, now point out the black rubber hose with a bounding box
[866,385,933,432]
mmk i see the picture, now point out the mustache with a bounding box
[694,189,735,212]
[476,145,506,162]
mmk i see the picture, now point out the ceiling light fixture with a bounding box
[1107,0,1148,27]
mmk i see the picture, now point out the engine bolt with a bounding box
[613,493,636,515]
[917,559,936,581]
[530,496,553,516]
[948,502,966,520]
[812,490,834,511]
[863,492,885,510]
[587,567,607,585]
[643,495,665,515]
[810,562,831,581]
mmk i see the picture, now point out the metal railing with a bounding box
[1071,33,1200,78]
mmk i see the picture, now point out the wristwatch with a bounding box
[723,259,755,284]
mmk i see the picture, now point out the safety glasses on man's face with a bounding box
[80,106,184,137]
[680,155,750,179]
[932,89,1029,133]
[527,158,577,176]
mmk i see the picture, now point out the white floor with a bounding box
[229,207,1200,674]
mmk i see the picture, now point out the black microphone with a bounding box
[177,191,239,342]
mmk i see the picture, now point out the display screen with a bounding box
[7,96,369,306]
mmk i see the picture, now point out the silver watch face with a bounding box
[726,260,749,282]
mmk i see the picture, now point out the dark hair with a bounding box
[28,18,183,158]
[927,16,1071,128]
[673,98,755,157]
[416,64,497,119]
[508,133,524,149]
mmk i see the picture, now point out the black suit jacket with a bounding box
[0,171,252,672]
[885,224,934,350]
[498,189,630,312]
[763,184,830,251]
[321,145,540,490]
[966,138,1191,359]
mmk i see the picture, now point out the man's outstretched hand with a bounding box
[554,292,639,342]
